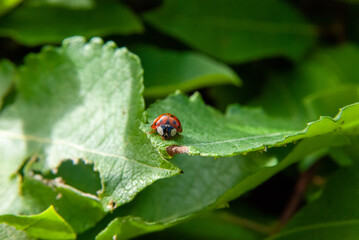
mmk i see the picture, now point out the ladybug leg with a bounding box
[148,129,156,134]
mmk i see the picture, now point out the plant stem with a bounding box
[274,160,321,233]
[217,212,273,235]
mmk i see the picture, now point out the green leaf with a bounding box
[329,147,354,167]
[0,36,180,213]
[96,134,349,239]
[27,0,94,9]
[226,105,304,130]
[148,211,266,240]
[0,0,22,17]
[97,211,265,240]
[253,43,359,119]
[269,161,359,240]
[20,174,105,233]
[0,2,143,46]
[0,59,15,108]
[144,0,316,63]
[300,44,359,117]
[130,45,241,97]
[96,154,276,240]
[142,92,358,158]
[0,206,75,239]
[250,72,309,119]
[303,85,359,120]
[297,44,359,93]
[96,216,166,240]
[329,136,359,167]
[0,223,34,240]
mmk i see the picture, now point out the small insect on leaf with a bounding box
[150,113,182,140]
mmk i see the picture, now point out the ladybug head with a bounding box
[156,124,177,140]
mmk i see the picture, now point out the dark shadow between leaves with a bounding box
[49,158,102,196]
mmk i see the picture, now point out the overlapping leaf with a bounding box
[96,216,166,240]
[142,92,359,158]
[145,211,267,240]
[96,153,277,239]
[0,36,180,218]
[0,206,75,240]
[20,175,105,233]
[144,0,316,63]
[130,45,241,97]
[96,212,265,240]
[96,134,349,239]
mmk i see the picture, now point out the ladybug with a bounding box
[150,113,182,140]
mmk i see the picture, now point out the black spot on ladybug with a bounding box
[159,119,163,123]
[173,120,177,125]
[166,119,170,124]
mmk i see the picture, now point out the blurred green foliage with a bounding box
[0,0,359,239]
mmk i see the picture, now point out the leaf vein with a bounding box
[192,132,291,145]
[0,130,173,171]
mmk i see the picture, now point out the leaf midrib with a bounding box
[191,132,291,145]
[0,130,174,171]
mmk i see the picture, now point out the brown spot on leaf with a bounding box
[107,200,117,210]
[54,177,64,184]
[166,145,189,157]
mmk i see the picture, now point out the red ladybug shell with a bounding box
[151,113,182,133]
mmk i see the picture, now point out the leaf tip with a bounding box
[62,35,86,47]
[104,40,117,50]
[89,36,104,45]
